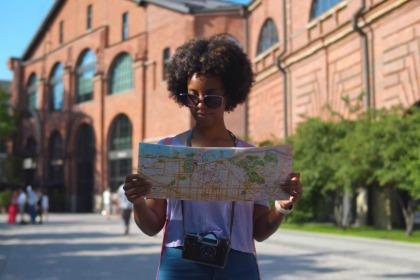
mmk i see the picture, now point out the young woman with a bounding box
[124,35,302,279]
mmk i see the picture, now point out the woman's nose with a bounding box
[196,98,205,109]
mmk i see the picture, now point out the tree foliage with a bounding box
[277,95,420,234]
[0,85,16,140]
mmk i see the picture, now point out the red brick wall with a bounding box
[10,0,250,210]
[371,0,420,108]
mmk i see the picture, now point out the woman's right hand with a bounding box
[124,174,152,206]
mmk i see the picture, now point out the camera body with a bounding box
[182,233,231,268]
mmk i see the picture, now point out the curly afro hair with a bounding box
[166,35,254,112]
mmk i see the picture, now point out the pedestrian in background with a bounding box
[37,189,49,224]
[102,187,111,219]
[17,187,27,224]
[7,190,19,224]
[26,185,38,224]
[118,183,133,235]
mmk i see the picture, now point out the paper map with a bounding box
[138,143,292,201]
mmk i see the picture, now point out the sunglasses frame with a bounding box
[178,93,224,109]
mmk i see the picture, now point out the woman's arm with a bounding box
[132,198,167,236]
[253,203,289,242]
[125,174,167,236]
[253,173,302,242]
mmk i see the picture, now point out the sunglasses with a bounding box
[178,93,224,109]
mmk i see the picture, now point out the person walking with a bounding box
[17,188,27,224]
[7,190,19,224]
[26,185,38,224]
[118,183,133,235]
[37,189,49,224]
[102,187,111,219]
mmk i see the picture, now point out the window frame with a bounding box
[122,12,129,41]
[162,47,170,81]
[256,18,279,56]
[76,49,96,103]
[87,5,93,31]
[27,74,38,112]
[108,114,132,191]
[59,20,64,45]
[49,63,64,112]
[108,53,133,95]
[310,0,343,20]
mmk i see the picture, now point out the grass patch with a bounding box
[281,223,420,244]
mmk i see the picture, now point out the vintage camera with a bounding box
[182,232,231,268]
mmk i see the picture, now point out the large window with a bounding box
[27,74,38,112]
[256,19,279,56]
[310,0,343,19]
[109,53,133,94]
[108,114,132,191]
[49,63,64,111]
[122,12,129,41]
[162,47,170,80]
[76,49,96,103]
[48,132,64,186]
[87,5,93,30]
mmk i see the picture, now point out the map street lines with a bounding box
[138,143,292,201]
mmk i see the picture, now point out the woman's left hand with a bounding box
[275,172,303,210]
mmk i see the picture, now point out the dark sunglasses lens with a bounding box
[179,93,196,107]
[204,96,223,108]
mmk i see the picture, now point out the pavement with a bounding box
[1,214,420,280]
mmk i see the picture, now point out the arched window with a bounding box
[108,114,132,191]
[75,124,95,212]
[257,19,279,55]
[48,131,64,186]
[76,49,96,103]
[109,53,133,94]
[310,0,343,19]
[24,137,37,158]
[23,137,37,186]
[49,63,64,111]
[27,74,38,112]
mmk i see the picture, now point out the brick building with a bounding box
[8,0,248,212]
[9,0,420,213]
[0,80,12,188]
[247,0,420,142]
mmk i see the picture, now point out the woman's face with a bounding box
[186,73,226,126]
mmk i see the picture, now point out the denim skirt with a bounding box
[157,247,260,280]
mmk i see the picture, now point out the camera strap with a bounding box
[178,128,238,241]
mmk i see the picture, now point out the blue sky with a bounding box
[0,0,55,80]
[0,0,252,81]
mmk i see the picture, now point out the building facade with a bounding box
[0,80,12,189]
[9,0,420,213]
[8,0,247,212]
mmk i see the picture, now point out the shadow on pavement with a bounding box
[257,251,344,279]
[379,273,420,279]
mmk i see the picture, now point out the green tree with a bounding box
[0,84,16,140]
[288,118,347,223]
[0,84,18,187]
[372,107,420,235]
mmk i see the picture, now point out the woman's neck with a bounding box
[191,122,232,146]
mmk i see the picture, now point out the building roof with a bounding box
[22,0,244,61]
[138,0,243,13]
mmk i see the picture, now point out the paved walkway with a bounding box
[1,214,420,280]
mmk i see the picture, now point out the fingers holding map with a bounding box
[138,143,292,201]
